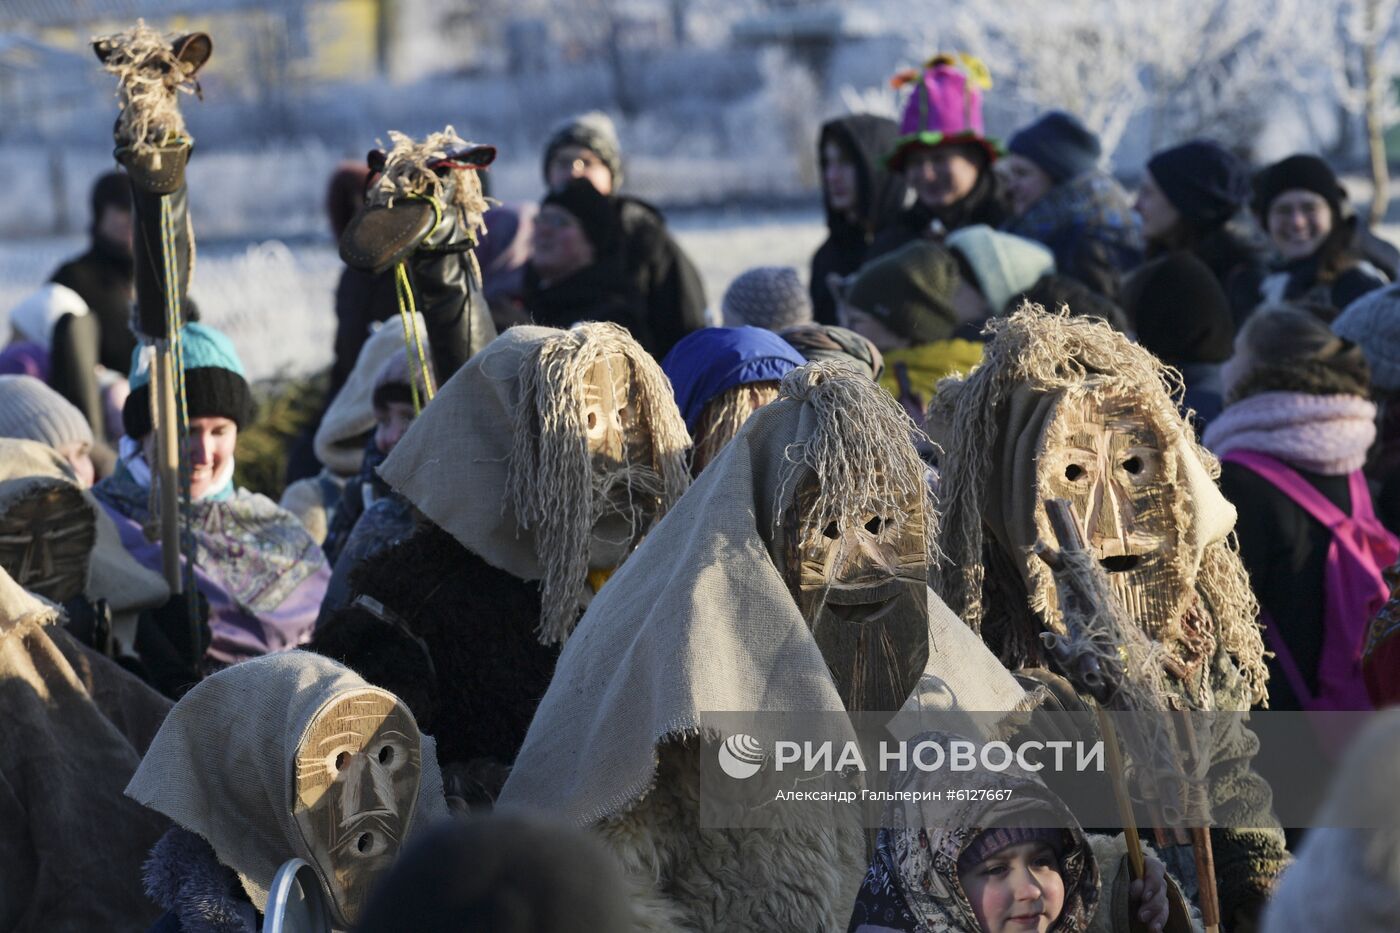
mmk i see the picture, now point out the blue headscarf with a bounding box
[661,327,807,432]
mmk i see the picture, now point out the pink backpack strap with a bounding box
[1220,450,1348,529]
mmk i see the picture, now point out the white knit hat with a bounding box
[946,225,1056,315]
[1333,283,1400,392]
[0,375,94,450]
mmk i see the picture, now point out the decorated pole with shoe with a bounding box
[339,126,498,402]
[92,23,210,646]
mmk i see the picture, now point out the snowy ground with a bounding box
[0,207,826,382]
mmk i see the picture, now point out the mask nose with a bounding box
[1087,477,1132,557]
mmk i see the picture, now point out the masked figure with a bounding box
[127,651,448,932]
[928,306,1286,927]
[313,322,690,797]
[499,361,1031,932]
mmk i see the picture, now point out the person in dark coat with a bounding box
[523,178,652,350]
[1122,251,1235,433]
[869,55,1010,260]
[1134,140,1268,324]
[1333,284,1400,534]
[49,171,135,376]
[542,111,707,357]
[1250,154,1389,318]
[1000,110,1143,300]
[809,114,909,324]
[1207,305,1382,709]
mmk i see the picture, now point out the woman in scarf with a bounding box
[1207,304,1394,710]
[93,322,329,669]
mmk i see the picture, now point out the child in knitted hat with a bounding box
[0,375,97,486]
[721,266,814,331]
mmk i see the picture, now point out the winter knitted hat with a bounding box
[946,225,1056,315]
[845,239,961,344]
[1007,111,1101,184]
[122,321,255,439]
[1333,283,1400,392]
[1123,252,1234,364]
[541,111,624,190]
[0,375,94,450]
[542,177,619,254]
[1251,153,1346,226]
[957,826,1067,873]
[1146,139,1251,230]
[9,282,88,350]
[721,266,814,330]
[886,53,1001,171]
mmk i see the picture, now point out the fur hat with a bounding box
[845,240,961,343]
[1007,111,1101,184]
[946,225,1056,315]
[541,111,624,189]
[1146,140,1250,230]
[542,177,619,254]
[886,54,1001,171]
[0,375,94,451]
[721,266,814,330]
[122,321,255,439]
[1333,283,1400,392]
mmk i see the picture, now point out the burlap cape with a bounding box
[498,384,1029,827]
[125,651,449,915]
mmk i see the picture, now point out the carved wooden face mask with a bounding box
[1037,389,1188,638]
[294,690,421,928]
[781,475,930,711]
[581,353,657,570]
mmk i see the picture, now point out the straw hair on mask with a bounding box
[509,322,691,644]
[776,360,938,564]
[95,20,199,152]
[369,126,491,247]
[930,304,1267,706]
[693,382,781,473]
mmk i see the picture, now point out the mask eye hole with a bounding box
[378,745,394,766]
[586,410,599,431]
[1122,456,1144,475]
[864,517,883,535]
[822,521,840,540]
[334,752,350,772]
[1064,464,1086,482]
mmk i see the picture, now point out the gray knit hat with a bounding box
[0,375,94,450]
[542,111,624,190]
[721,266,814,330]
[1333,283,1400,392]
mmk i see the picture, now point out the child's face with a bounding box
[373,401,417,456]
[958,841,1065,933]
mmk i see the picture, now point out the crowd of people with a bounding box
[4,39,1400,932]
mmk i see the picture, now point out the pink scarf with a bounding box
[1204,391,1377,475]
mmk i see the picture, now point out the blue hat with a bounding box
[1007,111,1101,184]
[661,327,806,432]
[1146,139,1250,230]
[122,321,255,438]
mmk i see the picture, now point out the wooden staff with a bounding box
[152,344,182,592]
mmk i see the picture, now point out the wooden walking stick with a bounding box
[94,24,212,652]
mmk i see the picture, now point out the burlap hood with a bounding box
[125,651,449,914]
[314,314,427,477]
[379,322,690,644]
[0,438,168,614]
[498,362,1028,827]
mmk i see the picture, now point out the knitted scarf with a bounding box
[1203,391,1377,475]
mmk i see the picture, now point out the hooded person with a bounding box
[838,239,985,418]
[94,321,330,667]
[1134,140,1267,324]
[928,307,1287,928]
[126,651,450,932]
[312,322,690,791]
[282,313,428,546]
[1121,252,1235,434]
[946,224,1057,322]
[0,561,173,931]
[542,111,708,356]
[49,171,136,375]
[779,322,885,382]
[1249,154,1388,317]
[498,361,1033,932]
[661,326,807,474]
[811,114,910,324]
[1261,709,1400,933]
[870,54,1010,259]
[1001,111,1144,301]
[1,282,90,381]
